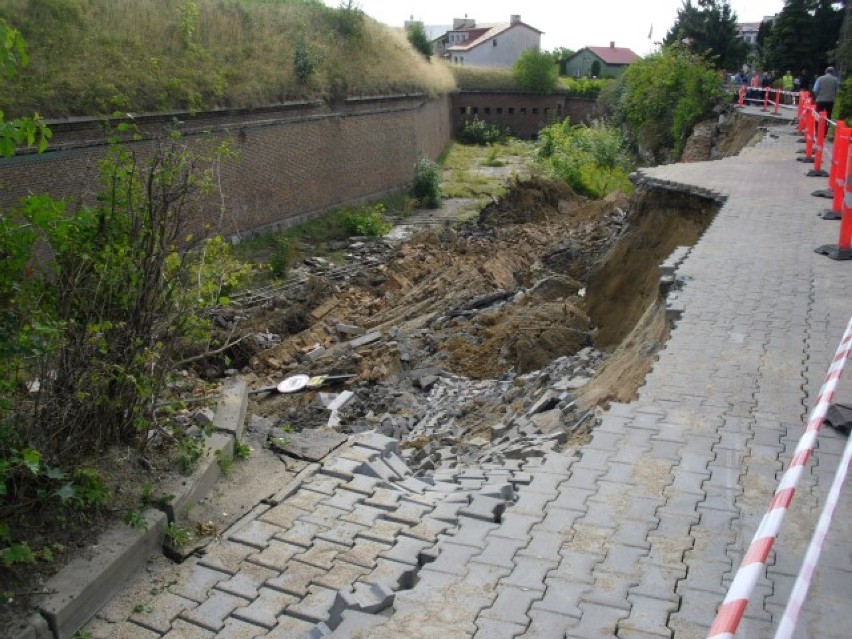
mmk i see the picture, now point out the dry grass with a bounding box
[0,0,455,118]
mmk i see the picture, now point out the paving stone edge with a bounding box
[18,379,249,639]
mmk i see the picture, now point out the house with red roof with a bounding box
[563,43,641,78]
[430,15,543,68]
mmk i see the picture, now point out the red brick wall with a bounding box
[450,92,600,139]
[0,95,451,238]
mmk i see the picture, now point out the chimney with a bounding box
[610,41,615,48]
[510,15,521,25]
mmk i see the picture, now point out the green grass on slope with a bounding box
[0,0,455,119]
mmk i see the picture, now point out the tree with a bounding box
[762,0,844,75]
[546,47,575,73]
[664,0,748,70]
[513,49,559,94]
[407,21,432,60]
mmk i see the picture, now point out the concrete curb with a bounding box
[23,379,250,639]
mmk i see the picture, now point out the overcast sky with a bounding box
[325,0,784,57]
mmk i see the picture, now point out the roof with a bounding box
[446,21,543,52]
[577,45,641,66]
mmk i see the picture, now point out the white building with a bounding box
[438,15,543,68]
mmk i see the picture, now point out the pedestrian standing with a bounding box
[813,66,839,117]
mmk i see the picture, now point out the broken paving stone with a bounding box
[270,430,348,462]
[347,331,382,349]
[336,323,365,336]
[530,409,563,435]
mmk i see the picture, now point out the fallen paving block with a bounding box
[346,331,382,349]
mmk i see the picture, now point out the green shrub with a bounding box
[407,22,432,60]
[838,77,852,122]
[537,118,632,199]
[341,203,393,237]
[513,49,559,94]
[456,116,510,145]
[293,41,317,83]
[605,44,723,160]
[410,157,441,208]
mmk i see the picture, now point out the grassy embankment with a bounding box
[0,0,455,119]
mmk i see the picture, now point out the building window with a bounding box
[557,104,562,114]
[493,39,497,47]
[484,107,491,114]
[544,107,550,114]
[460,107,467,115]
[496,107,503,114]
[508,108,514,114]
[520,107,527,114]
[473,107,478,114]
[532,107,539,114]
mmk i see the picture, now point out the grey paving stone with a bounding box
[472,618,528,639]
[197,541,256,575]
[354,518,408,545]
[565,601,629,639]
[285,585,339,624]
[247,539,305,572]
[274,520,326,549]
[341,475,382,496]
[169,564,231,603]
[214,618,268,639]
[524,608,575,638]
[302,476,344,496]
[316,520,368,548]
[266,560,326,598]
[300,504,352,529]
[459,495,507,522]
[180,590,250,632]
[259,504,312,530]
[580,571,637,612]
[321,488,366,513]
[471,535,528,569]
[399,516,452,542]
[377,534,434,567]
[294,539,349,570]
[215,563,278,601]
[533,577,587,618]
[228,520,282,550]
[500,555,555,593]
[629,560,686,604]
[445,517,498,548]
[161,618,215,639]
[421,540,482,576]
[618,594,678,638]
[492,511,542,540]
[130,592,198,634]
[361,557,419,590]
[231,587,298,630]
[363,488,401,511]
[337,537,393,569]
[384,501,433,526]
[517,530,563,561]
[311,560,371,591]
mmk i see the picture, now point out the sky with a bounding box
[324,0,785,57]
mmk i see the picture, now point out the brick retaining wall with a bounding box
[0,94,451,239]
[451,92,600,139]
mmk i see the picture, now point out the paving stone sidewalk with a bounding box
[85,113,852,639]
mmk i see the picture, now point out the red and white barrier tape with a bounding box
[774,422,852,639]
[707,315,852,639]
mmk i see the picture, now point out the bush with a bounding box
[410,157,441,208]
[513,49,558,94]
[407,22,432,60]
[537,118,632,199]
[341,203,393,237]
[605,44,723,160]
[456,116,510,145]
